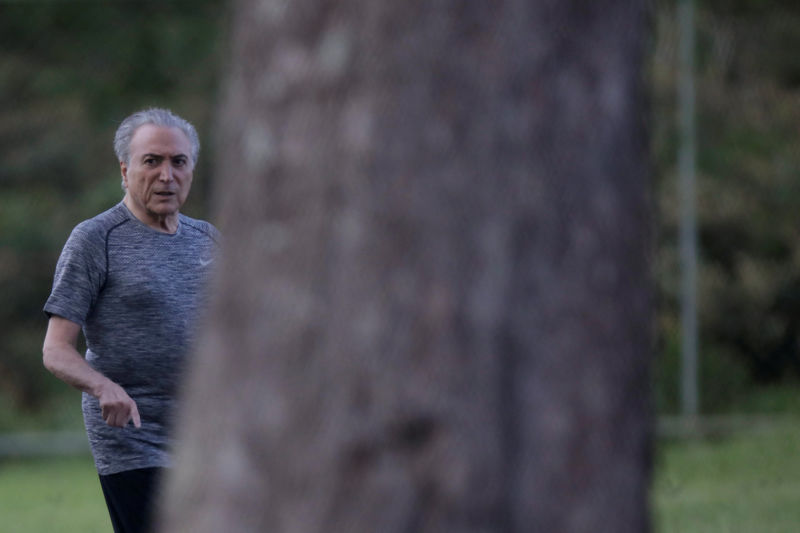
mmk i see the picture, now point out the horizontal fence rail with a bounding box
[1,416,799,458]
[657,415,800,439]
[0,431,89,458]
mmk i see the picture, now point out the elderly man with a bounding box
[42,108,219,533]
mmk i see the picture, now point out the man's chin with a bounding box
[149,199,181,213]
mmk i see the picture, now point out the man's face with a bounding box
[121,124,194,222]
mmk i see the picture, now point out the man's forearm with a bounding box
[42,342,110,397]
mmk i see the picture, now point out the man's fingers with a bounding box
[100,399,140,428]
[105,411,122,427]
[131,403,141,429]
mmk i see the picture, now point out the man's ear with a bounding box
[120,161,128,188]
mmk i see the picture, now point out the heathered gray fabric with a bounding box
[44,202,219,475]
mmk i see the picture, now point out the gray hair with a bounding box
[114,108,200,166]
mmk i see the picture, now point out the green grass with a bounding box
[654,417,800,533]
[0,455,110,533]
[3,420,800,533]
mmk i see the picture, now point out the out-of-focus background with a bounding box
[1,0,800,531]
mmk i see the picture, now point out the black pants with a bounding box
[98,467,164,533]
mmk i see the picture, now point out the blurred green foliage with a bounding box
[654,0,800,412]
[0,0,228,426]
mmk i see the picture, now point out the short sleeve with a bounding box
[43,223,107,326]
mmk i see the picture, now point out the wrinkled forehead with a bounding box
[129,124,193,158]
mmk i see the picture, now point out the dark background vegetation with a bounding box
[1,0,799,430]
[0,0,229,428]
[653,0,800,413]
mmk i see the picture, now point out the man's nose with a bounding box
[158,164,174,182]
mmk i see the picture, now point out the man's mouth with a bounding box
[154,191,175,197]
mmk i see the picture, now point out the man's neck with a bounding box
[123,195,179,234]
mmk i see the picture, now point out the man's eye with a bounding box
[174,159,186,167]
[144,158,157,165]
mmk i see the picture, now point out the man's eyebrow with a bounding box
[140,153,189,160]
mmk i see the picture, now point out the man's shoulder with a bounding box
[70,203,131,243]
[179,214,220,244]
[74,202,129,233]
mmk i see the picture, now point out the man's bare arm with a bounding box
[43,316,141,428]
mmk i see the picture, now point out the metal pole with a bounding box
[678,0,698,417]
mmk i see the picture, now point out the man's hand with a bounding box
[97,381,142,428]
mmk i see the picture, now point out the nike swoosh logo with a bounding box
[199,258,213,266]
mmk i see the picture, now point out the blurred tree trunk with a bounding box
[159,1,652,532]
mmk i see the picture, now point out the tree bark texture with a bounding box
[159,1,652,532]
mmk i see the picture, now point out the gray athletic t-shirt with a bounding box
[44,202,219,475]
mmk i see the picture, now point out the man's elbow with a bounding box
[42,343,60,373]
